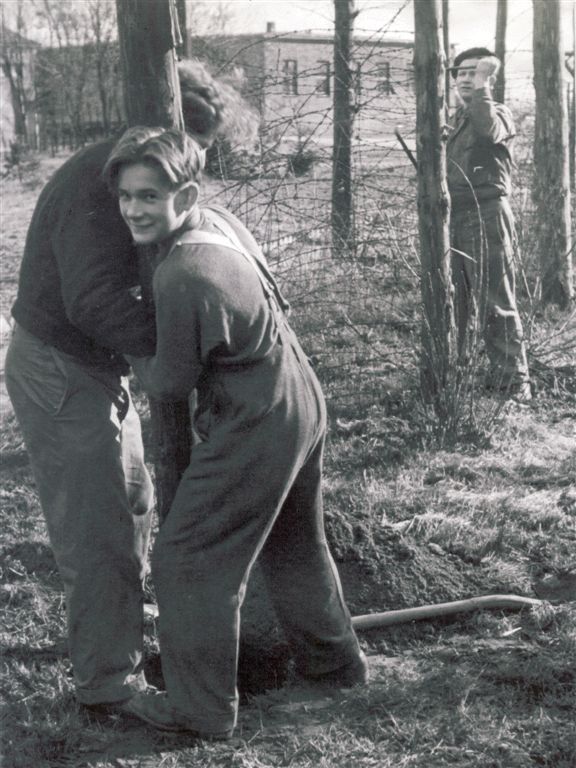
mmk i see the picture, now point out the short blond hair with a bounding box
[104,127,205,190]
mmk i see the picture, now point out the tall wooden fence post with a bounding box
[332,0,355,257]
[413,0,455,412]
[532,0,574,307]
[494,0,508,103]
[442,0,451,112]
[116,0,192,522]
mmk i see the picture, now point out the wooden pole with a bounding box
[532,0,574,307]
[494,0,507,103]
[442,0,450,112]
[175,0,189,58]
[571,1,575,189]
[352,594,542,630]
[116,0,183,129]
[332,0,356,257]
[413,0,455,411]
[116,0,192,522]
[145,594,543,626]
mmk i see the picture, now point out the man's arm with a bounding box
[52,162,156,357]
[469,56,515,144]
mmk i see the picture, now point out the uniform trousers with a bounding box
[451,197,529,388]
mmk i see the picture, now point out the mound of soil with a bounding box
[237,524,491,695]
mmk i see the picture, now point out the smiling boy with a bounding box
[447,47,531,401]
[103,128,367,737]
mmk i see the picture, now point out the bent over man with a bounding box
[5,60,258,709]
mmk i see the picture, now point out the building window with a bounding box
[317,60,331,95]
[379,61,395,95]
[283,59,298,95]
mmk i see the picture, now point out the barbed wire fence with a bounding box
[196,39,424,415]
[198,38,568,420]
[4,19,572,419]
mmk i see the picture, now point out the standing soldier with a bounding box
[448,47,531,401]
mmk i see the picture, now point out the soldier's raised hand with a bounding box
[473,56,501,88]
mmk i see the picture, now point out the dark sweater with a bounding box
[12,140,156,372]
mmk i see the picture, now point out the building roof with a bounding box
[192,30,413,48]
[0,26,40,51]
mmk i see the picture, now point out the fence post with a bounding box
[494,0,507,103]
[332,0,356,256]
[116,0,191,522]
[413,0,456,411]
[532,0,574,307]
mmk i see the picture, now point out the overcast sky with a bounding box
[230,0,572,52]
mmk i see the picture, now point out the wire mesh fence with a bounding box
[5,19,572,418]
[200,43,423,413]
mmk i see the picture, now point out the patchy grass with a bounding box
[1,152,575,767]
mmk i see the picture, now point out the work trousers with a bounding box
[451,198,529,388]
[5,324,154,704]
[152,327,362,734]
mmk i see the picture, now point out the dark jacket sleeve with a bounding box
[51,145,156,357]
[468,87,515,144]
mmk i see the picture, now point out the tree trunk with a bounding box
[175,0,189,57]
[442,0,450,111]
[532,0,574,307]
[332,0,355,256]
[570,3,575,190]
[413,0,455,411]
[1,58,28,142]
[116,0,191,522]
[494,0,507,103]
[116,0,183,128]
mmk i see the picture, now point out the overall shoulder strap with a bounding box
[202,208,290,312]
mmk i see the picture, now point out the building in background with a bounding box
[192,23,415,148]
[1,22,415,156]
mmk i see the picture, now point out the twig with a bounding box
[394,129,418,170]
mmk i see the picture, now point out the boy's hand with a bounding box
[473,56,501,88]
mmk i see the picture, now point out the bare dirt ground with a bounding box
[1,152,575,768]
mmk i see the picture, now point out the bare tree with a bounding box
[569,3,575,189]
[332,0,356,256]
[30,0,120,149]
[116,0,190,521]
[533,0,574,307]
[36,0,92,145]
[1,1,36,146]
[442,0,450,111]
[494,0,507,103]
[413,0,456,412]
[87,0,117,135]
[185,0,234,37]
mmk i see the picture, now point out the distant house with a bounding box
[34,42,123,151]
[190,24,415,147]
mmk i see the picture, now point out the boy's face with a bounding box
[118,162,192,245]
[454,57,481,103]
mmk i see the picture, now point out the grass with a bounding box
[1,150,575,767]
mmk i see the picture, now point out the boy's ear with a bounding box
[175,183,199,215]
